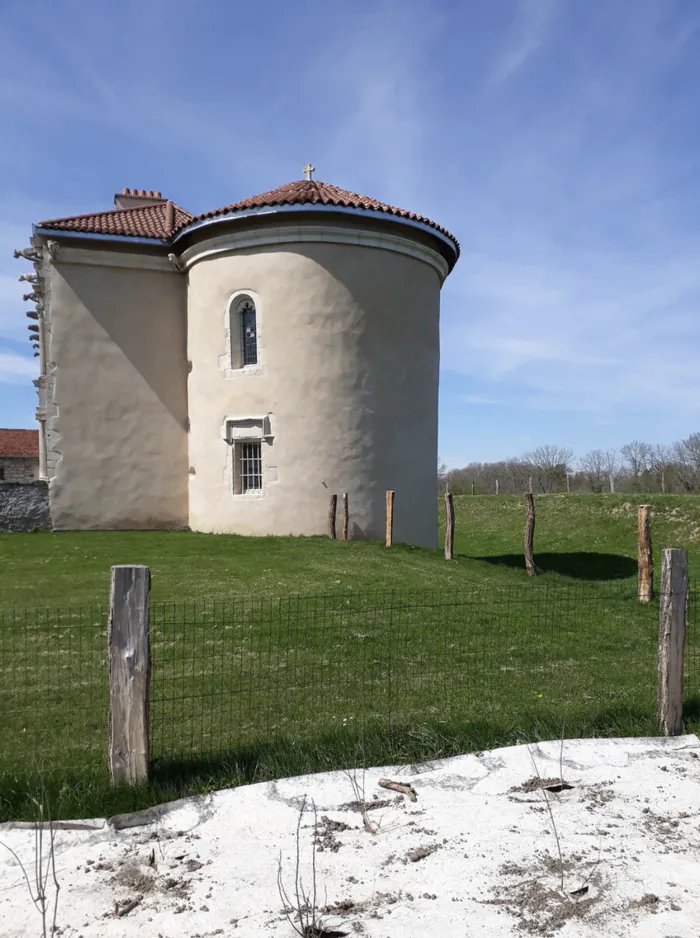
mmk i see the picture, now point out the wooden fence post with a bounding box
[385,490,395,547]
[638,505,653,602]
[328,494,337,539]
[566,474,571,494]
[444,491,455,560]
[657,549,688,736]
[661,469,666,495]
[471,480,475,496]
[524,493,536,577]
[495,479,499,496]
[108,565,151,786]
[528,476,533,495]
[341,493,349,541]
[609,472,615,494]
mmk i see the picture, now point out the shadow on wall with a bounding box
[59,264,188,428]
[466,552,638,581]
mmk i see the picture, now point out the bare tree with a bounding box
[440,435,700,498]
[525,446,574,493]
[504,457,532,494]
[673,433,700,493]
[437,458,448,495]
[600,449,619,493]
[578,450,606,493]
[650,444,675,494]
[620,441,653,489]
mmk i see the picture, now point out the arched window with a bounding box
[239,298,257,366]
[228,292,260,370]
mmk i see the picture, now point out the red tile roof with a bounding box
[34,179,458,256]
[190,179,459,254]
[37,201,193,240]
[0,429,39,458]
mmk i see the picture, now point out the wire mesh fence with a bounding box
[0,583,698,785]
[0,605,107,777]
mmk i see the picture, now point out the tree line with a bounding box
[439,433,700,496]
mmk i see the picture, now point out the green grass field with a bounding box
[0,494,698,820]
[1,493,699,606]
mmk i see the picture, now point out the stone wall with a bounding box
[0,481,51,532]
[0,457,40,483]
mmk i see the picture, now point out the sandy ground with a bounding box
[1,735,699,938]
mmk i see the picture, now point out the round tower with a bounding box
[175,169,459,547]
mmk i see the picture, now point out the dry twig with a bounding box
[343,767,380,834]
[278,795,329,937]
[0,771,60,937]
[377,778,417,802]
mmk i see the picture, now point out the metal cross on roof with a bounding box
[303,163,315,181]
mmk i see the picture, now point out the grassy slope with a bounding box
[0,494,698,608]
[1,494,698,820]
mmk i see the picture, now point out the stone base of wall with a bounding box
[0,481,52,533]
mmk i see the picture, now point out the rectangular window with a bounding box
[237,441,262,492]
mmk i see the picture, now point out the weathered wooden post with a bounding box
[328,494,337,539]
[342,493,349,541]
[566,473,571,494]
[661,469,666,495]
[528,476,533,495]
[108,565,151,786]
[471,480,475,496]
[385,490,395,547]
[609,472,615,494]
[495,479,499,496]
[444,491,455,560]
[638,505,653,602]
[657,549,688,736]
[524,493,536,577]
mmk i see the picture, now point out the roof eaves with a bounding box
[171,201,460,260]
[33,225,166,245]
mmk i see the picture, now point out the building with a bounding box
[0,429,40,483]
[18,169,459,546]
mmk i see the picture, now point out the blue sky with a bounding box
[1,0,699,468]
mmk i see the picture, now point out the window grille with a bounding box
[241,301,257,366]
[239,441,262,492]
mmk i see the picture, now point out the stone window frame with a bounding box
[224,416,272,498]
[226,290,263,376]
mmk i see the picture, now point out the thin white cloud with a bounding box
[461,395,498,405]
[488,0,556,87]
[440,1,700,421]
[443,245,700,414]
[0,0,697,449]
[308,0,445,208]
[0,351,36,384]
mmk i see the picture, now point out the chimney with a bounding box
[114,188,166,210]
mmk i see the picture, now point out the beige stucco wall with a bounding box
[187,236,442,547]
[44,254,189,530]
